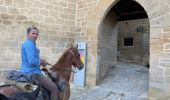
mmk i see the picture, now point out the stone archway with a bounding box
[86,0,170,99]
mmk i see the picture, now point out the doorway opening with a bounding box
[98,0,149,85]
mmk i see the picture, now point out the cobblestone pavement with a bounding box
[70,62,149,100]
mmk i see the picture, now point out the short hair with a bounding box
[27,26,39,34]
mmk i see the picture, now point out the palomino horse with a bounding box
[0,44,84,100]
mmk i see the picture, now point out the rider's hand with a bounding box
[40,59,48,67]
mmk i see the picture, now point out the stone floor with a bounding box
[70,62,149,100]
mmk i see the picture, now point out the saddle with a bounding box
[1,70,65,92]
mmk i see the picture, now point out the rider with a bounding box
[20,26,59,100]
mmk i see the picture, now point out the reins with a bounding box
[43,63,78,73]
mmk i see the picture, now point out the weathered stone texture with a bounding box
[1,0,170,99]
[117,19,149,65]
[0,0,77,70]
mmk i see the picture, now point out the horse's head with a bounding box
[67,44,84,70]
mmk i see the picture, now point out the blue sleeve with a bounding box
[24,43,40,67]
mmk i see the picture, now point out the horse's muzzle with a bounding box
[78,64,84,70]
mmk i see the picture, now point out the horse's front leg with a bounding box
[59,83,70,100]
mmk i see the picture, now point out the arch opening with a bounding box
[97,0,150,86]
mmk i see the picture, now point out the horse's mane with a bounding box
[50,47,74,70]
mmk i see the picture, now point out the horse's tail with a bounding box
[0,93,8,100]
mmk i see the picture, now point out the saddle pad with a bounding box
[3,79,37,92]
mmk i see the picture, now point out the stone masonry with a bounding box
[117,19,150,65]
[1,0,170,99]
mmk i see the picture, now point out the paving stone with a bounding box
[70,62,149,100]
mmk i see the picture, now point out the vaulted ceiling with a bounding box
[113,0,148,21]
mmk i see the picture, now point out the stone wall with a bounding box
[75,0,99,86]
[97,10,118,83]
[0,0,77,73]
[77,0,170,99]
[117,18,150,65]
[1,0,170,99]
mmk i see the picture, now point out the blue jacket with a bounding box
[20,39,41,74]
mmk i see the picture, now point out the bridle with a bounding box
[42,49,81,73]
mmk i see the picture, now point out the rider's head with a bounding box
[27,26,39,42]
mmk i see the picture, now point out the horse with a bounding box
[47,44,84,100]
[0,44,84,100]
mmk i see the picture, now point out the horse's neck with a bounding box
[51,53,72,81]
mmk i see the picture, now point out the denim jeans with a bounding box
[31,74,59,100]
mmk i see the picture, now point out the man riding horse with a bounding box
[0,26,84,100]
[20,26,59,100]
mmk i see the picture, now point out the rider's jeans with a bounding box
[31,74,59,100]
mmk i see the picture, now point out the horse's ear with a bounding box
[75,44,78,49]
[70,43,73,47]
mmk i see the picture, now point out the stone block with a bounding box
[1,13,15,20]
[163,27,170,32]
[40,48,52,56]
[8,48,20,54]
[150,75,164,83]
[135,0,144,3]
[150,39,162,45]
[165,68,170,75]
[150,45,163,53]
[8,7,19,14]
[68,14,75,20]
[64,20,75,26]
[13,0,26,8]
[44,17,55,24]
[64,8,75,14]
[149,87,170,100]
[40,9,49,16]
[46,30,57,36]
[3,20,12,25]
[60,37,67,42]
[16,15,27,20]
[162,32,170,38]
[150,17,161,28]
[61,26,69,32]
[144,0,169,17]
[33,1,45,8]
[165,76,170,83]
[68,2,76,9]
[150,28,161,39]
[150,68,163,75]
[49,0,58,5]
[49,11,59,18]
[46,41,58,47]
[66,32,75,37]
[67,37,74,43]
[159,14,170,27]
[160,58,170,63]
[45,4,55,10]
[165,0,170,4]
[160,52,170,59]
[59,1,67,7]
[86,74,96,86]
[49,25,60,31]
[29,8,39,15]
[2,55,20,61]
[5,0,12,6]
[0,0,4,5]
[0,6,7,13]
[160,63,170,67]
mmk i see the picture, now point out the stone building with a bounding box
[0,0,170,99]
